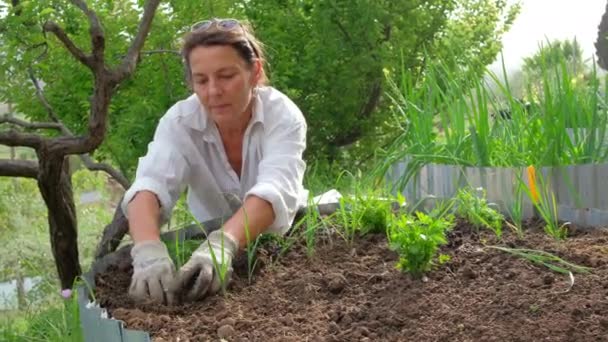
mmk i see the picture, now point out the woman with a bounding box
[122,18,308,305]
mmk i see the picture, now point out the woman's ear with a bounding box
[251,59,262,85]
[184,62,194,91]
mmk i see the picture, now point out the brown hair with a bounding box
[181,19,268,85]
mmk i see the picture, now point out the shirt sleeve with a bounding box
[121,117,189,224]
[245,115,307,234]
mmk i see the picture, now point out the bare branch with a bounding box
[112,0,163,83]
[2,112,129,188]
[0,130,43,149]
[139,49,181,57]
[80,154,130,189]
[0,159,38,178]
[27,68,62,122]
[58,130,129,188]
[70,0,105,65]
[27,71,130,188]
[42,21,93,68]
[0,114,62,131]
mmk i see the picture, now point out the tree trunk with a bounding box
[94,201,129,260]
[37,148,81,289]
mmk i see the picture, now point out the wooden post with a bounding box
[16,268,26,310]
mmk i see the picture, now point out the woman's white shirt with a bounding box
[121,86,308,235]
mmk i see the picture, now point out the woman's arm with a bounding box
[243,109,308,235]
[222,195,274,249]
[127,190,163,243]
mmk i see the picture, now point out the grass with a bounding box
[1,280,83,342]
[0,169,116,341]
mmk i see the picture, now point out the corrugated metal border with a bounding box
[78,248,151,342]
[388,160,608,228]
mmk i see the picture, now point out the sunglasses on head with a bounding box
[190,18,241,32]
[189,18,259,58]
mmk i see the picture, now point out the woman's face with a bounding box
[188,45,259,128]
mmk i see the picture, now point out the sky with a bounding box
[489,0,607,74]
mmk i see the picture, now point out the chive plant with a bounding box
[487,246,591,274]
[503,182,525,238]
[518,166,569,240]
[375,49,608,193]
[242,210,262,285]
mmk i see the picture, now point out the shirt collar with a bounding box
[182,91,265,141]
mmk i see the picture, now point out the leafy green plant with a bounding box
[387,210,455,278]
[456,187,504,238]
[355,195,396,236]
[332,170,398,244]
[298,202,338,258]
[335,193,396,244]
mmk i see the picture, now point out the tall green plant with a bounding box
[375,45,608,196]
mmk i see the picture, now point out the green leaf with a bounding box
[39,8,55,16]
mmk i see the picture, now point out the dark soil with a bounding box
[96,219,608,342]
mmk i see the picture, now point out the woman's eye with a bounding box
[220,74,235,79]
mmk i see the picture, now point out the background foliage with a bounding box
[0,0,519,178]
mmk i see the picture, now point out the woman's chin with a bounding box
[211,112,237,125]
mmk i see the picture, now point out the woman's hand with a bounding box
[170,230,239,301]
[129,240,176,305]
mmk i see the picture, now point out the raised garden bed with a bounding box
[91,218,608,341]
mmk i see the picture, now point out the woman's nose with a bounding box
[208,78,222,96]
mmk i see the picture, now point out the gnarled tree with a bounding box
[0,0,160,289]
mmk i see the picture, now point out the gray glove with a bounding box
[129,240,176,305]
[170,230,239,302]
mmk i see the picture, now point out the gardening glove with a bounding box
[170,230,239,302]
[129,240,176,305]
